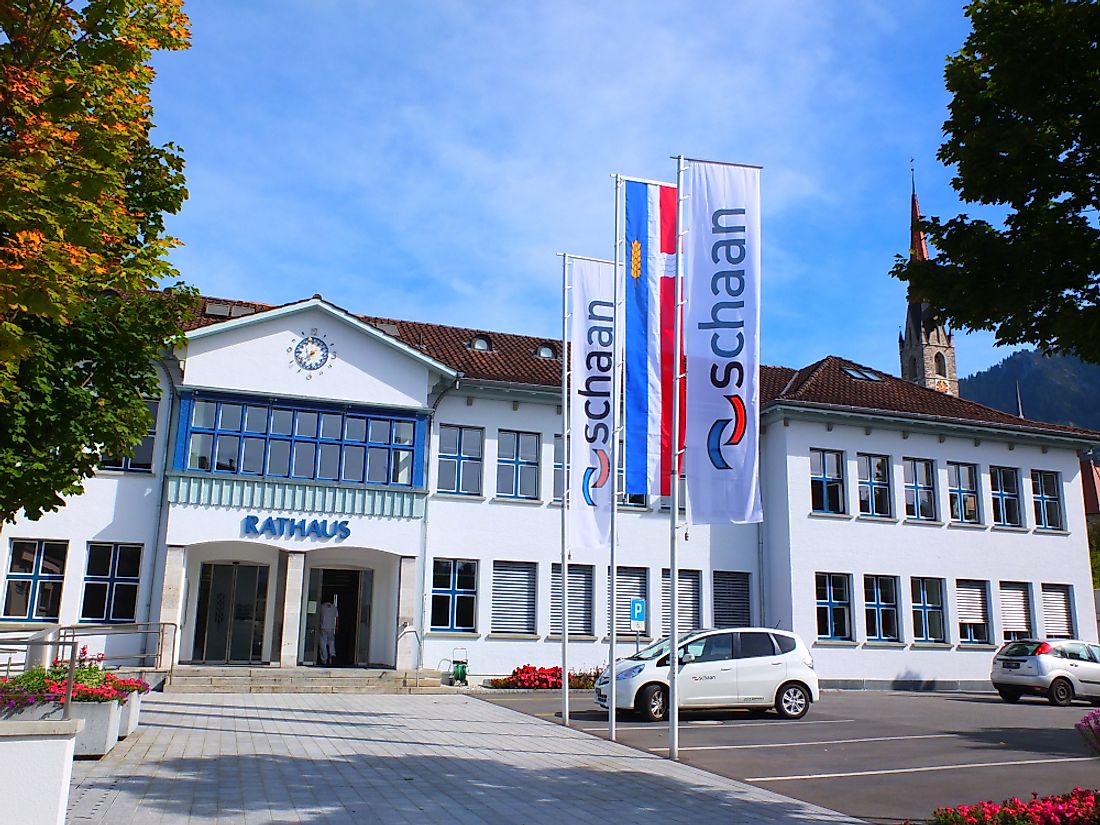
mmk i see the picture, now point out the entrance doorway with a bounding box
[303,568,373,666]
[192,563,269,663]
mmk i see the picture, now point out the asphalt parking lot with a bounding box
[479,690,1100,824]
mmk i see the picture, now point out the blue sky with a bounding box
[151,1,1014,378]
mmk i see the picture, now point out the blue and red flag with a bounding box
[623,179,683,497]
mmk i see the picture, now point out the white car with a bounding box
[991,639,1100,705]
[594,627,819,721]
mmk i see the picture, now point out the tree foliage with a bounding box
[894,0,1100,363]
[0,1,197,521]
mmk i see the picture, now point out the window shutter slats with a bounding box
[999,582,1032,634]
[1042,584,1074,639]
[661,569,702,636]
[491,561,537,634]
[714,571,751,627]
[551,563,594,635]
[956,580,988,623]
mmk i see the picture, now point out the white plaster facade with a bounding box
[1,296,1096,691]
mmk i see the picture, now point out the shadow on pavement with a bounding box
[75,750,860,824]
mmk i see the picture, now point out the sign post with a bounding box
[630,598,646,654]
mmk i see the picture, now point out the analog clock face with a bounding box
[288,329,336,378]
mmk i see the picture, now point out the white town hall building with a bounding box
[1,284,1097,689]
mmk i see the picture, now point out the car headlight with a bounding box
[617,664,645,681]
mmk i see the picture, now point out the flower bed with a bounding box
[488,665,603,690]
[0,646,149,713]
[0,647,152,756]
[928,788,1099,824]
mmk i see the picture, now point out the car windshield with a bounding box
[1001,641,1045,657]
[629,633,706,661]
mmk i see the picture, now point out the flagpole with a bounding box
[668,155,687,761]
[560,252,571,727]
[608,174,623,742]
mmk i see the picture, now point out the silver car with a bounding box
[991,639,1100,706]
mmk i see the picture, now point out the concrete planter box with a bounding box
[0,719,84,825]
[68,701,121,756]
[5,701,122,757]
[118,693,142,738]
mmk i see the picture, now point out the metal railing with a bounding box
[57,622,178,677]
[0,630,78,721]
[397,623,423,688]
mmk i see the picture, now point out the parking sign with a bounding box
[630,598,646,632]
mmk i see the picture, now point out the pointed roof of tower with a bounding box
[910,179,930,263]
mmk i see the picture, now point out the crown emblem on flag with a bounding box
[630,240,642,279]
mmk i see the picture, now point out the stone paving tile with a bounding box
[68,694,862,824]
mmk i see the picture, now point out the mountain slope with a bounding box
[959,350,1100,431]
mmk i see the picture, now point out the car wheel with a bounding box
[638,685,667,722]
[997,688,1023,703]
[775,683,810,719]
[1048,677,1074,707]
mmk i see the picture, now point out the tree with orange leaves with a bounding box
[0,1,198,520]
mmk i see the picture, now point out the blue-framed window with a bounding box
[430,559,477,632]
[815,572,851,640]
[857,454,891,517]
[2,540,67,622]
[947,462,981,524]
[864,575,899,641]
[1031,470,1064,530]
[80,543,141,623]
[904,457,937,520]
[911,577,946,643]
[553,435,564,502]
[956,579,990,644]
[810,449,845,514]
[496,430,539,499]
[100,399,159,473]
[437,425,483,495]
[990,466,1022,527]
[176,394,425,488]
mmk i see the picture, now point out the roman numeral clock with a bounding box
[288,328,337,378]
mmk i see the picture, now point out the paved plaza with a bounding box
[67,693,860,824]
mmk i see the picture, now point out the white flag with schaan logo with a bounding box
[568,256,619,551]
[683,161,763,524]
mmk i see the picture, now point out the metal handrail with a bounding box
[397,624,423,689]
[57,622,178,678]
[0,637,78,721]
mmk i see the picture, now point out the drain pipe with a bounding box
[145,356,181,666]
[756,521,766,627]
[412,373,462,675]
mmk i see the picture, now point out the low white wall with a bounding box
[0,720,83,825]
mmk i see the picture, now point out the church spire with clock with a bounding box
[898,183,958,395]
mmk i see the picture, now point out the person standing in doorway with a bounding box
[317,596,339,666]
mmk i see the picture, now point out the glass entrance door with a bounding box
[303,568,373,666]
[192,562,269,663]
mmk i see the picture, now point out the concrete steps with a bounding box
[164,666,447,694]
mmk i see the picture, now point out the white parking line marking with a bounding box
[578,718,857,733]
[649,733,956,752]
[746,756,1099,782]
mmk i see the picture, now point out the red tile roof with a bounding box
[185,296,1100,443]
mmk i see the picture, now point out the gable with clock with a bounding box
[289,327,336,378]
[181,299,448,409]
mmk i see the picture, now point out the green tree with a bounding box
[893,0,1100,363]
[0,1,197,521]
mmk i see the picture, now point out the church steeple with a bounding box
[899,180,958,395]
